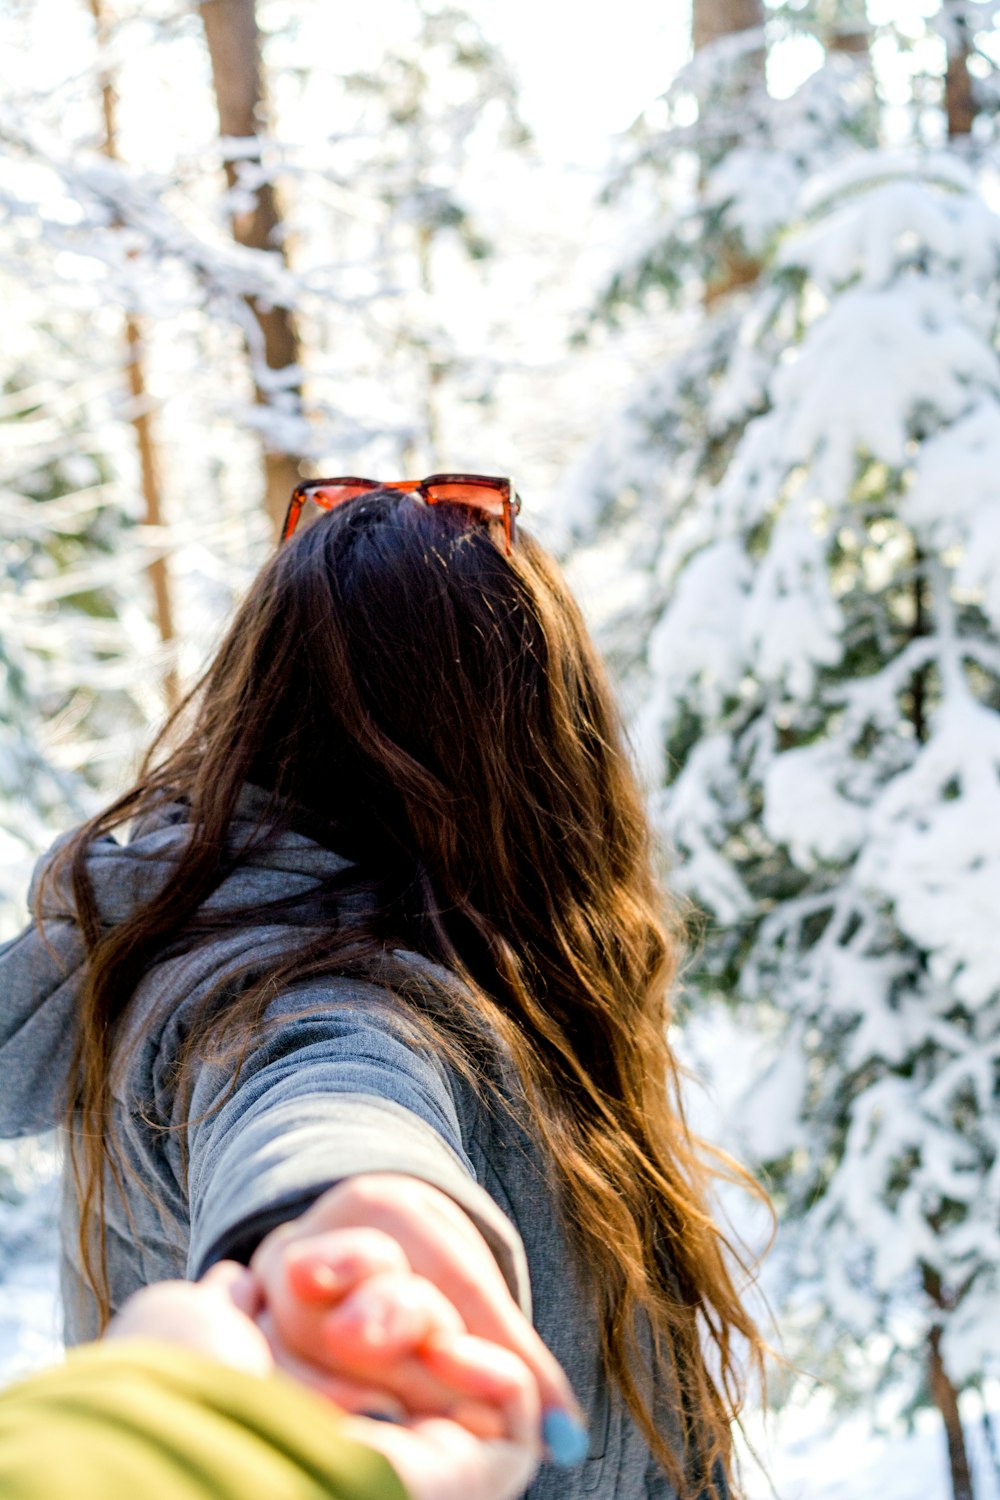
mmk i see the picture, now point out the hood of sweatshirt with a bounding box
[29,784,356,932]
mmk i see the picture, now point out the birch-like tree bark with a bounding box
[198,0,303,536]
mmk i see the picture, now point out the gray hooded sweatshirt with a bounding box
[0,788,696,1498]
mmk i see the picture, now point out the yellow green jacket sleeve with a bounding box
[0,1341,410,1500]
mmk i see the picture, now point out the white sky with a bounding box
[5,0,950,174]
[262,0,693,165]
[468,0,691,157]
[1,0,691,176]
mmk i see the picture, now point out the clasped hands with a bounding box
[107,1175,586,1500]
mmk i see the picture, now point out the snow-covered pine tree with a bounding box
[563,36,873,702]
[564,7,1000,1495]
[647,146,1000,1487]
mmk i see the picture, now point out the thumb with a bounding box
[199,1260,264,1318]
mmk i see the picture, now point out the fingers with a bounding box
[284,1230,411,1305]
[339,1415,540,1500]
[296,1177,584,1424]
[422,1259,581,1423]
[198,1260,264,1318]
[258,1268,501,1428]
[106,1277,275,1380]
[257,1307,408,1417]
[420,1334,541,1449]
[251,1179,584,1455]
[322,1271,464,1355]
[272,1268,533,1436]
[409,1423,540,1500]
[369,1208,581,1425]
[267,1321,504,1437]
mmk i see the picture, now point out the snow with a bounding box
[0,1140,62,1386]
[743,1399,1000,1500]
[762,737,868,868]
[859,692,1000,1008]
[645,539,751,718]
[905,401,1000,629]
[739,277,1000,507]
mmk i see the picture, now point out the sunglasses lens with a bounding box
[425,482,505,514]
[290,482,376,534]
[303,483,375,510]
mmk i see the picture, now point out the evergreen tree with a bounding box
[567,7,1000,1491]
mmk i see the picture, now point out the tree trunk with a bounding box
[923,1265,976,1500]
[198,0,303,536]
[691,0,763,53]
[88,0,179,712]
[928,1326,975,1500]
[692,0,766,308]
[944,1,975,138]
[827,1,869,57]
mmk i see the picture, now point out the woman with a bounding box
[0,475,767,1499]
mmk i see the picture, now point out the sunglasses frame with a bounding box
[281,473,521,554]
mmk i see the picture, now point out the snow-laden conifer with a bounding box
[572,110,1000,1438]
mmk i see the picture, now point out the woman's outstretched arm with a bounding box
[180,983,585,1450]
[182,981,530,1306]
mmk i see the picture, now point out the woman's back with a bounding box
[13,492,763,1498]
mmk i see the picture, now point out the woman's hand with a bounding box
[103,1256,542,1500]
[255,1227,541,1441]
[251,1174,586,1456]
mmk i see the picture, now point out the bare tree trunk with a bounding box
[692,0,766,307]
[929,1328,975,1500]
[944,2,976,138]
[924,1266,976,1500]
[88,0,179,712]
[820,0,870,55]
[691,0,763,53]
[198,0,303,536]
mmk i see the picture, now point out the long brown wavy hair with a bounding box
[45,492,768,1498]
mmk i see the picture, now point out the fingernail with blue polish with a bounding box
[543,1409,589,1467]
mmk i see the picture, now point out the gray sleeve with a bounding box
[0,913,84,1137]
[0,836,91,1137]
[183,983,531,1314]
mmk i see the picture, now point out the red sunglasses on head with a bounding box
[281,473,521,554]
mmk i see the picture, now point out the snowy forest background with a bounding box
[2,0,1000,1496]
